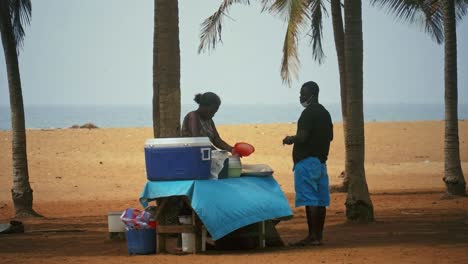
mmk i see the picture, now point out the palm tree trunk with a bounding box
[343,0,374,222]
[153,0,181,138]
[442,0,466,196]
[331,0,349,192]
[1,13,40,217]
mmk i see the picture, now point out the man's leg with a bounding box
[305,206,320,241]
[317,206,326,242]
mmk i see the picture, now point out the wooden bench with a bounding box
[152,197,266,253]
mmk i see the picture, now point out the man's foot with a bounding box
[290,237,323,247]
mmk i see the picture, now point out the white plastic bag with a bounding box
[210,150,229,179]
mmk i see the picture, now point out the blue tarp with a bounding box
[139,176,293,240]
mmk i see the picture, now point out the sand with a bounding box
[0,121,467,263]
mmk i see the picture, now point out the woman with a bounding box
[182,92,233,152]
[181,92,284,250]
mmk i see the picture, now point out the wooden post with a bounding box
[193,212,203,253]
[155,199,168,253]
[258,221,266,248]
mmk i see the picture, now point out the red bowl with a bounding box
[233,142,255,157]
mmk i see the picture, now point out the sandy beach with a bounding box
[1,120,467,263]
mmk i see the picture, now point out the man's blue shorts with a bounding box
[293,157,330,207]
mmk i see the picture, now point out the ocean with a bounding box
[0,103,467,130]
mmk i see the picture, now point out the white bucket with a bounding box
[107,211,126,232]
[178,215,207,252]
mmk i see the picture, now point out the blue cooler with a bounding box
[126,228,156,255]
[144,137,212,181]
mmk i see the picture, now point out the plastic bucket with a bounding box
[178,216,207,252]
[107,212,125,232]
[126,228,156,255]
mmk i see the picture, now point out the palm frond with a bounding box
[10,0,31,48]
[259,0,276,12]
[278,0,310,85]
[269,0,292,17]
[424,0,467,29]
[370,0,423,23]
[308,0,327,64]
[420,0,444,44]
[370,0,443,44]
[198,0,251,53]
[455,0,468,21]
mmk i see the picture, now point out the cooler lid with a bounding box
[145,137,212,148]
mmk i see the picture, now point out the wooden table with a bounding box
[140,176,292,253]
[151,197,266,253]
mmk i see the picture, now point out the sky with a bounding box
[0,0,467,106]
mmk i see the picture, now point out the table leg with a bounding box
[155,199,169,253]
[156,233,166,253]
[258,221,266,248]
[192,210,203,253]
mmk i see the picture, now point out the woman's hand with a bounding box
[231,147,237,156]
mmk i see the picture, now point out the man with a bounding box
[283,81,333,246]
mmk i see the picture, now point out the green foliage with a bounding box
[370,0,467,44]
[198,0,252,53]
[0,0,31,49]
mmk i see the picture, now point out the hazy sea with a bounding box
[0,103,467,130]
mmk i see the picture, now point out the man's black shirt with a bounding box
[292,103,333,165]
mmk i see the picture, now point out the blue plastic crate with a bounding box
[126,229,156,255]
[144,137,212,181]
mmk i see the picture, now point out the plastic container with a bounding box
[108,212,126,232]
[126,228,156,255]
[211,150,229,179]
[144,137,212,181]
[227,156,242,178]
[217,158,229,179]
[178,215,207,252]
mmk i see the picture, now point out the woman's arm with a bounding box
[211,120,233,152]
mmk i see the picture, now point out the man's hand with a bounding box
[282,136,295,145]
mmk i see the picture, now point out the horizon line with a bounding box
[1,102,464,107]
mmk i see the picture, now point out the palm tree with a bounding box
[330,0,349,191]
[370,0,467,196]
[441,0,466,195]
[0,0,41,217]
[152,1,182,246]
[343,0,374,222]
[199,0,374,221]
[153,0,181,138]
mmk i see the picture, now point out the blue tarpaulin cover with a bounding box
[139,176,293,240]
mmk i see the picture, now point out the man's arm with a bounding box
[282,129,309,145]
[283,109,314,145]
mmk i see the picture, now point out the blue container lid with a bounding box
[145,137,211,148]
